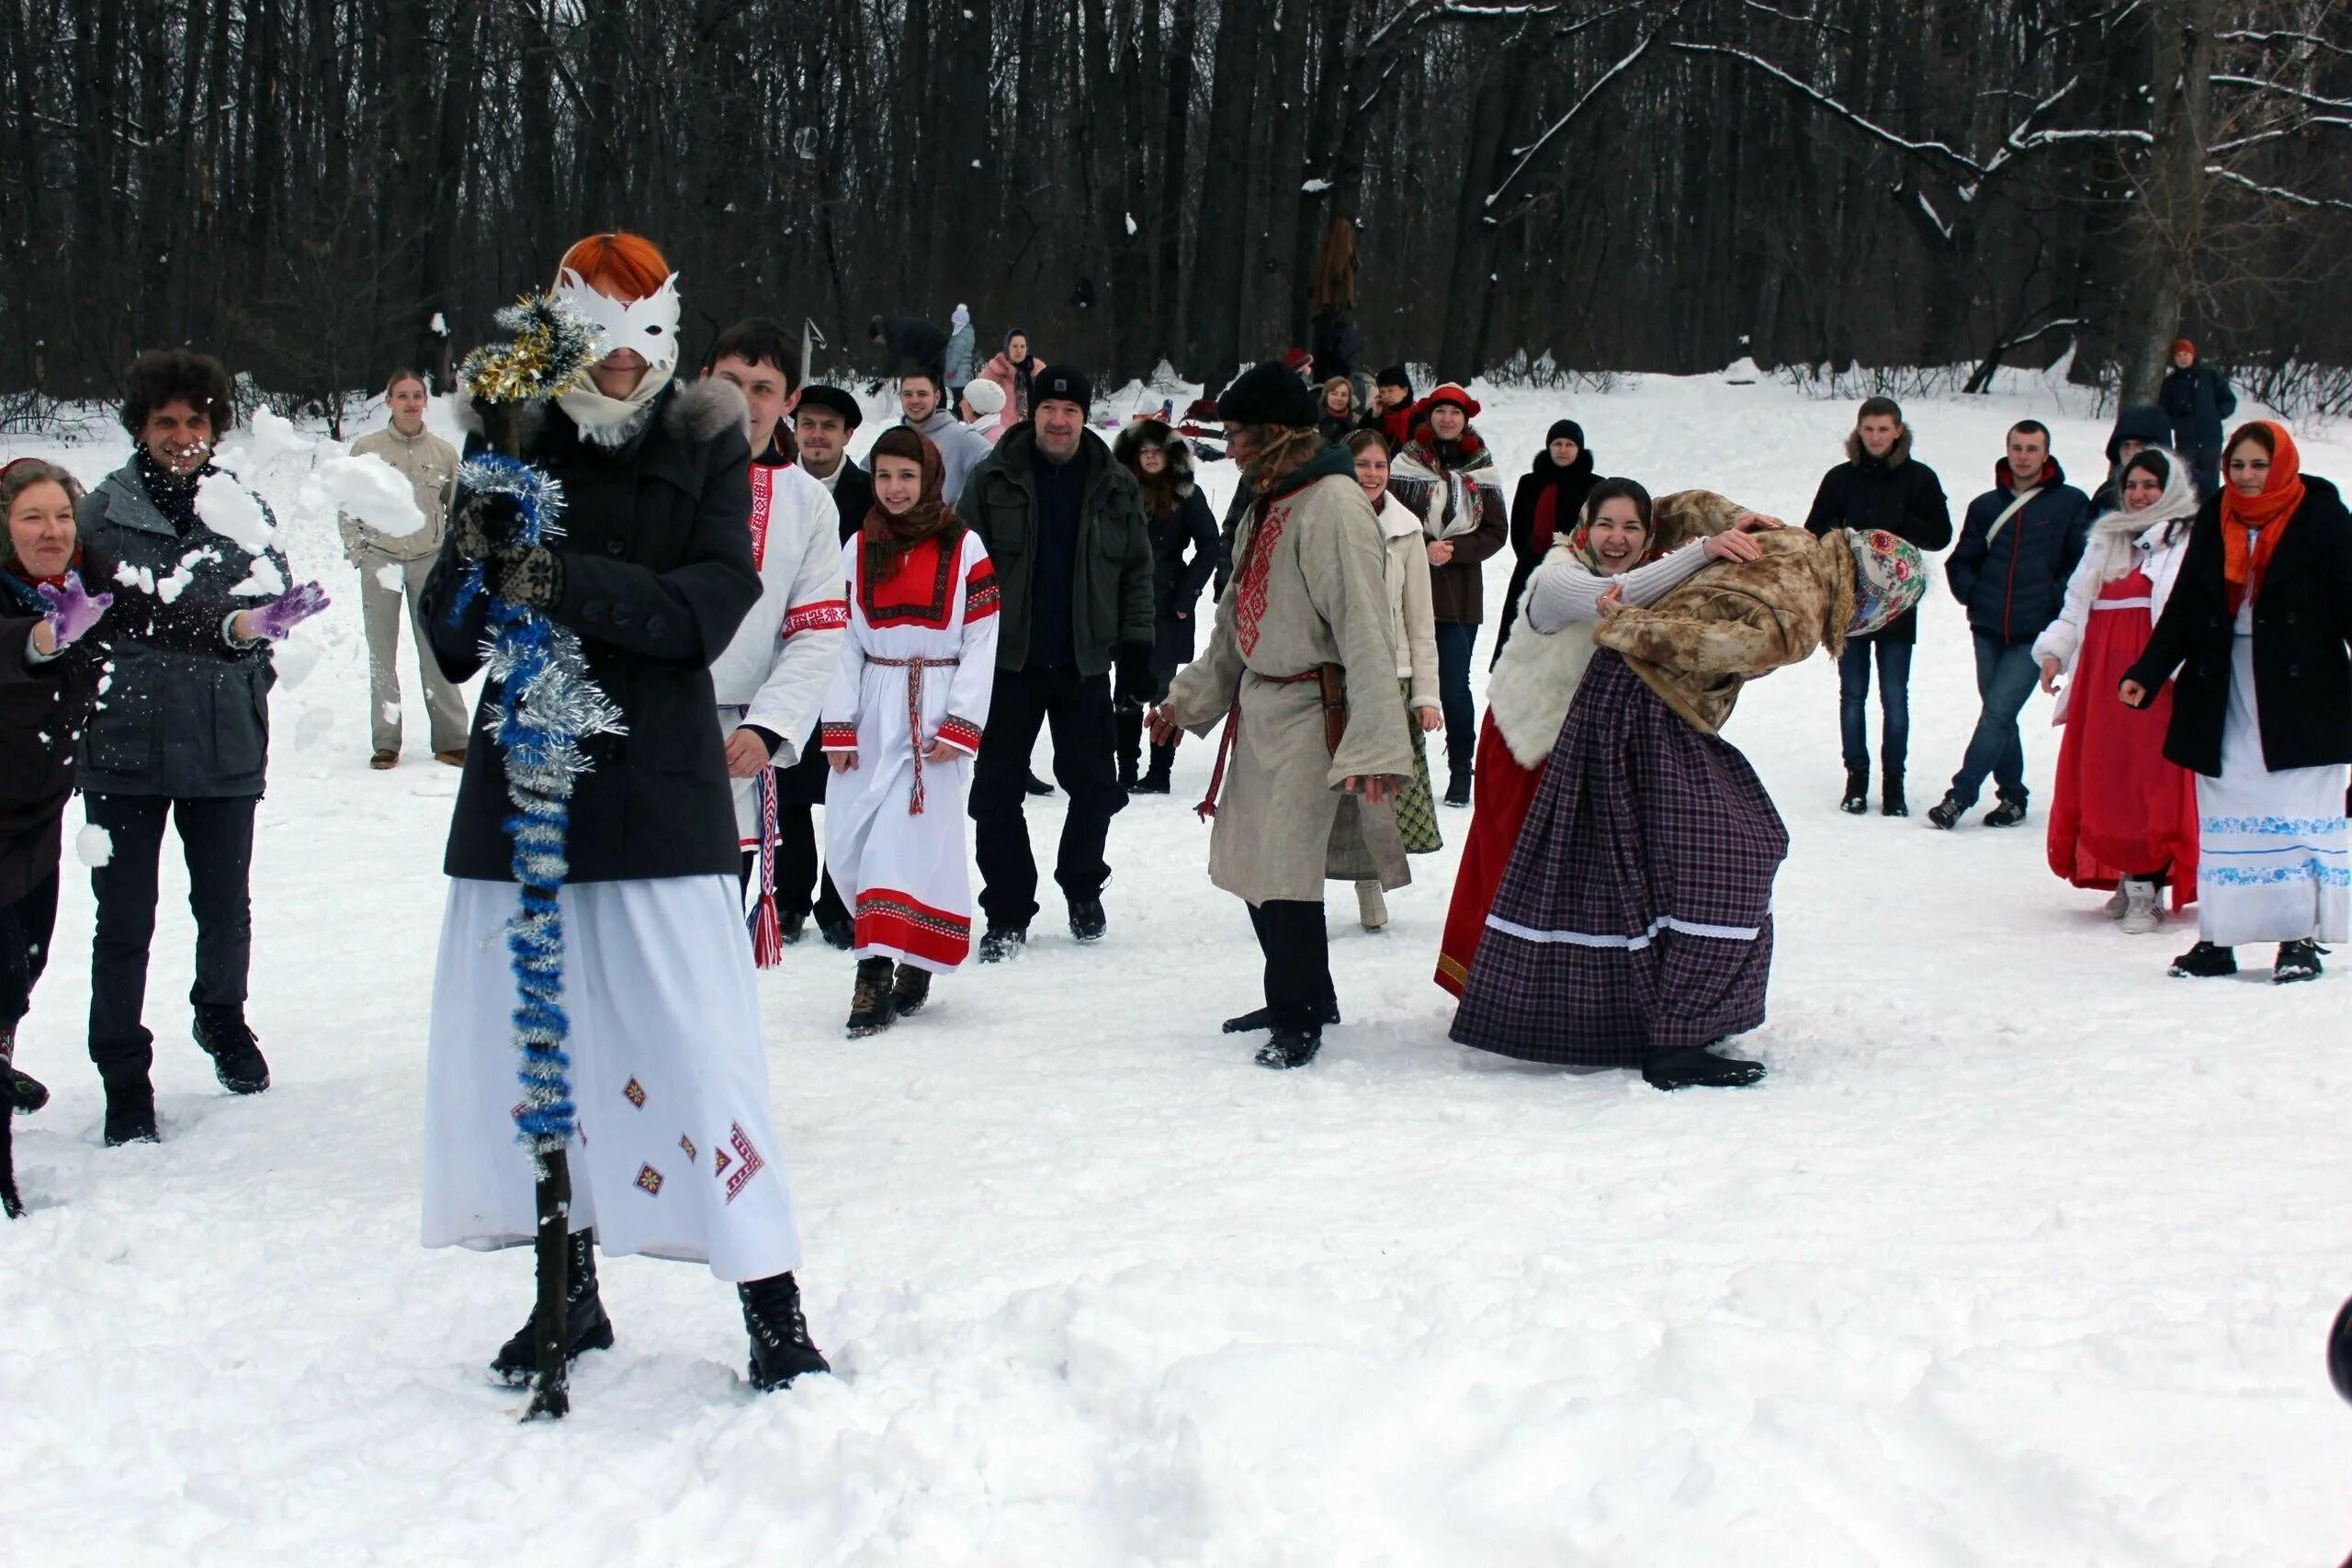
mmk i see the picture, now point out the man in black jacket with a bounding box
[2159,339,2236,499]
[869,315,948,383]
[957,367,1156,956]
[1803,396,1952,816]
[1927,421,2092,829]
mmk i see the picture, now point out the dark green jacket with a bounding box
[958,423,1155,674]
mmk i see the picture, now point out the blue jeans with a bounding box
[1949,632,2039,808]
[1838,638,1913,774]
[1433,621,1480,772]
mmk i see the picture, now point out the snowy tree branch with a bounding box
[2211,73,2352,115]
[2219,28,2352,62]
[2204,165,2352,212]
[1490,14,1677,207]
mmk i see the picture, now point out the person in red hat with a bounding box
[2159,339,2236,499]
[1385,382,1507,805]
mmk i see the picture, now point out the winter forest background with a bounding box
[2,0,2349,424]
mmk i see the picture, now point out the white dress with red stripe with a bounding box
[820,528,1000,972]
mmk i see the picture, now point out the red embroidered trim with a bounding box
[964,558,1001,622]
[854,886,973,967]
[820,722,858,750]
[783,598,848,636]
[723,1122,763,1203]
[1235,502,1290,656]
[935,715,983,753]
[861,530,963,628]
[746,465,775,571]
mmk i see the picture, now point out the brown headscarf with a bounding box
[861,426,960,577]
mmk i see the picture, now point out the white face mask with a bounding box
[553,268,683,374]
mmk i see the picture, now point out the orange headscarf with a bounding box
[2220,421,2305,614]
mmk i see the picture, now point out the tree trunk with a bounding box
[1433,39,1528,384]
[1184,0,1255,385]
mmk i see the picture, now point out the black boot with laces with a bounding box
[890,964,932,1017]
[2274,940,2327,984]
[2168,941,2237,978]
[740,1271,830,1391]
[491,1228,615,1386]
[847,957,898,1037]
[192,1003,270,1095]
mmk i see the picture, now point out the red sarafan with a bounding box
[554,231,670,299]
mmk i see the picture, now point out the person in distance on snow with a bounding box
[1435,484,1771,998]
[420,231,827,1395]
[944,303,978,409]
[958,365,1156,958]
[2121,420,2352,983]
[0,460,324,1161]
[1385,382,1508,807]
[820,427,1000,1036]
[1926,421,2091,830]
[2033,447,2202,935]
[1450,511,1925,1089]
[1150,362,1413,1071]
[767,382,871,950]
[2159,340,2237,499]
[897,367,991,507]
[1111,418,1220,795]
[976,329,1046,441]
[698,319,849,955]
[868,313,949,384]
[1495,418,1598,660]
[1802,396,1952,817]
[1345,428,1444,931]
[76,349,331,1145]
[343,367,469,771]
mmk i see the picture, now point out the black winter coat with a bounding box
[957,423,1155,676]
[2090,405,2177,513]
[424,380,761,884]
[74,460,290,799]
[2160,363,2237,452]
[1946,460,2092,646]
[1802,431,1952,644]
[0,547,237,905]
[2123,476,2352,777]
[1495,448,1598,656]
[1112,428,1221,671]
[873,316,949,380]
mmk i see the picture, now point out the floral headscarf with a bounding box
[1843,527,1927,638]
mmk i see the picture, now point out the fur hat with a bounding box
[1374,366,1413,393]
[796,384,864,431]
[961,378,1005,418]
[1412,382,1481,422]
[1031,365,1092,415]
[1844,528,1928,638]
[1217,362,1319,429]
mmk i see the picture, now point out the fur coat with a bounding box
[1593,527,1857,735]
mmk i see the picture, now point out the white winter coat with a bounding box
[1373,491,1441,706]
[2030,457,2201,722]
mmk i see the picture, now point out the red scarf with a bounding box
[2220,421,2305,615]
[5,544,83,591]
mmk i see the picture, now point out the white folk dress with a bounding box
[711,457,848,851]
[421,876,803,1283]
[820,527,1000,971]
[2194,598,2352,945]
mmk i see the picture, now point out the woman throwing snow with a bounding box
[2122,421,2352,983]
[821,428,1000,1037]
[2035,448,2202,933]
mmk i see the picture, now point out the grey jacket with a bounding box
[904,408,993,509]
[76,462,288,798]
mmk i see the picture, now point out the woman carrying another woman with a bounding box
[2034,447,2202,933]
[1346,430,1443,930]
[2121,421,2352,982]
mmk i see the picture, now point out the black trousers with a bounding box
[772,805,849,929]
[970,665,1125,929]
[0,867,60,1030]
[1247,898,1334,1032]
[1113,659,1174,777]
[84,793,257,1081]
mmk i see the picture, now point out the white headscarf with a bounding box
[2084,446,2201,585]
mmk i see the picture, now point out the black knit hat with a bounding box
[796,384,864,431]
[1547,419,1585,447]
[1031,365,1092,415]
[1374,365,1414,393]
[1216,361,1319,429]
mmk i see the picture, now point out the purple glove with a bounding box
[245,581,331,640]
[37,572,113,649]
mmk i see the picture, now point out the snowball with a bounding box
[375,564,405,591]
[75,824,112,868]
[113,561,155,593]
[273,634,321,690]
[231,557,287,597]
[196,474,274,553]
[430,312,448,335]
[157,566,193,604]
[315,451,425,538]
[381,702,401,725]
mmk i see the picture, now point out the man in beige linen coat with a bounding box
[1154,362,1412,1070]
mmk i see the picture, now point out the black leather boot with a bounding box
[740,1271,830,1391]
[491,1228,615,1385]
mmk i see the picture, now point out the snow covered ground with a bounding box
[6,370,2351,1565]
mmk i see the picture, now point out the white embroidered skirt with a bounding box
[422,875,802,1282]
[2195,625,2350,947]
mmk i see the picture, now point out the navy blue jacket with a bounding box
[1945,459,2092,646]
[2159,363,2236,452]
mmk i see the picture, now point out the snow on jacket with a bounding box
[343,423,457,563]
[1166,446,1412,902]
[2030,453,2201,721]
[428,377,760,883]
[2123,475,2352,777]
[1594,527,1857,736]
[957,423,1154,676]
[902,407,993,509]
[2159,362,2237,452]
[711,452,848,767]
[1945,459,2093,645]
[1386,426,1508,625]
[75,457,290,800]
[1372,491,1441,704]
[1801,429,1952,645]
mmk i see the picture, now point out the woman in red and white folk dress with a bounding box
[821,427,1000,1035]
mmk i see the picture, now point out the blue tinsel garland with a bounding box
[447,453,626,1171]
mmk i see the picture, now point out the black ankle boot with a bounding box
[1643,1043,1767,1090]
[2168,941,2237,978]
[1,1030,47,1115]
[891,963,932,1016]
[103,1075,159,1145]
[192,1003,270,1095]
[2275,940,2327,984]
[740,1271,830,1391]
[491,1228,615,1385]
[1880,773,1907,818]
[1254,1028,1323,1069]
[1839,767,1868,814]
[847,957,898,1037]
[1135,740,1176,795]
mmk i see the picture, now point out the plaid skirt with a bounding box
[1396,679,1443,854]
[1450,651,1787,1066]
